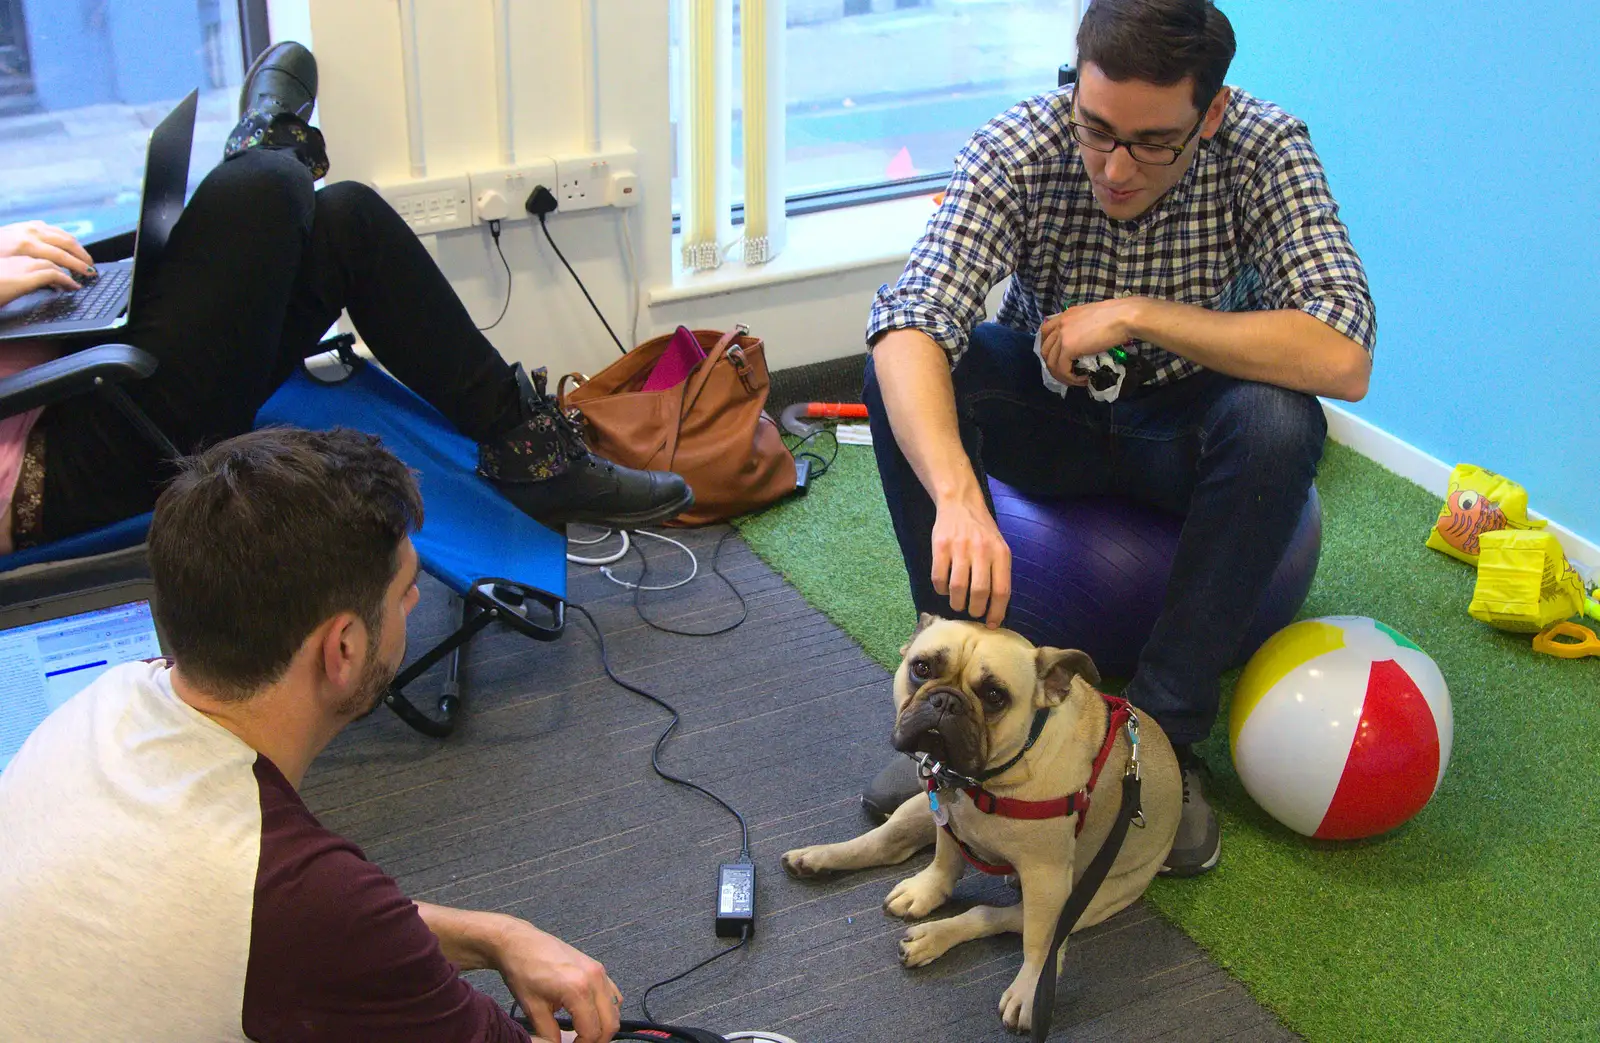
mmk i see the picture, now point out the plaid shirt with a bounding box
[867,86,1376,385]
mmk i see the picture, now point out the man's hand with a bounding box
[494,920,620,1043]
[932,493,1011,629]
[0,255,80,309]
[1037,299,1140,385]
[0,221,94,280]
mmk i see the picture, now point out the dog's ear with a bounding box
[1035,647,1101,706]
[900,612,945,657]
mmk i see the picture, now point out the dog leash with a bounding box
[1029,715,1145,1043]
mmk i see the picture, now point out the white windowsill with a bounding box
[649,192,937,305]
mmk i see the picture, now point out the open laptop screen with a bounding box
[0,600,163,773]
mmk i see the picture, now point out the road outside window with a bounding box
[0,0,245,240]
[671,0,1079,214]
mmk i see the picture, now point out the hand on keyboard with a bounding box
[0,255,81,309]
[0,220,96,281]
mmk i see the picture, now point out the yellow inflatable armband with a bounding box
[1426,463,1545,565]
[1468,530,1588,632]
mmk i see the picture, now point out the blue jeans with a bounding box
[864,322,1326,745]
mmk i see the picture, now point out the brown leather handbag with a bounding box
[557,326,796,525]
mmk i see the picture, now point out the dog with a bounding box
[781,615,1181,1034]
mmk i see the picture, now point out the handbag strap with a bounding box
[659,327,749,468]
[679,325,758,419]
[555,372,588,412]
[709,327,744,355]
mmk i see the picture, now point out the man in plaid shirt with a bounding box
[862,0,1374,875]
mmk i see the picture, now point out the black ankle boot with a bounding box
[240,41,318,120]
[226,41,329,178]
[478,365,694,529]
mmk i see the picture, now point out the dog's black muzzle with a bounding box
[892,685,982,775]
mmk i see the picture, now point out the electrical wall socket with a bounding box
[468,159,558,224]
[552,148,638,212]
[375,175,474,234]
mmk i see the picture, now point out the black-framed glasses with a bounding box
[1067,105,1207,166]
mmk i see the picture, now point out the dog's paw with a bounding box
[883,872,949,920]
[999,968,1038,1034]
[780,846,834,878]
[898,922,952,968]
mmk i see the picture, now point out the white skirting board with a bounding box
[1321,400,1600,580]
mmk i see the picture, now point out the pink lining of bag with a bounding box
[640,325,707,392]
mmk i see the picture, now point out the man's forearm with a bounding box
[415,901,517,973]
[871,329,982,508]
[1128,299,1371,401]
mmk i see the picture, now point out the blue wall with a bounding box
[1225,1,1597,543]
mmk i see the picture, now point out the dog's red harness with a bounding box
[926,693,1133,877]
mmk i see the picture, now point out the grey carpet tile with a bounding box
[300,525,1298,1043]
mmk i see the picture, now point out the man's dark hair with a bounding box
[1076,0,1236,111]
[149,427,423,700]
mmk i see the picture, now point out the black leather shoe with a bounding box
[862,754,922,822]
[496,454,694,529]
[480,364,695,529]
[240,41,318,120]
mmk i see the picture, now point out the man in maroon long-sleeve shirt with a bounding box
[0,428,619,1043]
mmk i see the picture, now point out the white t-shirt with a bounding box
[0,661,527,1042]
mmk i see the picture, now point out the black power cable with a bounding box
[536,211,627,355]
[640,927,751,1024]
[566,601,751,858]
[475,219,513,332]
[562,600,754,1022]
[628,528,748,638]
[787,427,840,480]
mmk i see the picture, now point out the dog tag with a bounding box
[928,789,949,827]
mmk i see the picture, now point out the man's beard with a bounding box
[336,644,400,721]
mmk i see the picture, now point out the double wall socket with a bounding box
[467,158,557,224]
[553,148,639,211]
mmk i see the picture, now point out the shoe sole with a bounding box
[1158,835,1221,878]
[859,795,895,824]
[547,487,696,530]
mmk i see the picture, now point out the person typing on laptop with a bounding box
[0,221,97,300]
[0,41,691,558]
[0,426,617,1043]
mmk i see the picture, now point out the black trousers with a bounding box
[865,323,1327,746]
[39,148,521,541]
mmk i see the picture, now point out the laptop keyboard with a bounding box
[32,267,131,323]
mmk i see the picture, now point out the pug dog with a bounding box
[781,615,1182,1034]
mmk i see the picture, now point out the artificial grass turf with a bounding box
[734,438,1600,1042]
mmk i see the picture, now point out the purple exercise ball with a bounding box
[989,479,1322,677]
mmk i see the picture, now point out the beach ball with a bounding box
[1229,616,1452,840]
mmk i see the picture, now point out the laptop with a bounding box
[0,565,164,773]
[0,89,197,342]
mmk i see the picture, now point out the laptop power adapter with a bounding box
[716,861,756,938]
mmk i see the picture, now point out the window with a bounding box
[672,0,1081,219]
[0,0,263,241]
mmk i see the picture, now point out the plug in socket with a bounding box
[468,158,557,224]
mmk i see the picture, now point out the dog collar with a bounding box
[930,693,1139,877]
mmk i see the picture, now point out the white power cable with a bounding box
[619,209,641,350]
[725,1033,801,1043]
[566,526,702,591]
[602,529,698,591]
[566,527,631,567]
